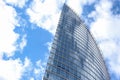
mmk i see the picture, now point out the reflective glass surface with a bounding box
[43,4,110,80]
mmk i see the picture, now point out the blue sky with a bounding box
[0,0,120,80]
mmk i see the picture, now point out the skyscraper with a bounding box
[43,4,110,80]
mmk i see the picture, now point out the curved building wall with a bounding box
[43,4,110,80]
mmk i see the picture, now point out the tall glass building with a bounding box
[43,4,110,80]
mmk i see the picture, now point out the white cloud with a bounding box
[20,34,27,50]
[23,57,31,69]
[33,60,46,80]
[99,40,120,61]
[89,0,120,77]
[30,77,35,80]
[17,34,27,52]
[27,0,96,35]
[4,0,28,8]
[46,42,52,51]
[19,59,47,80]
[0,0,27,57]
[0,59,22,80]
[66,0,95,15]
[0,0,29,80]
[26,0,62,34]
[0,57,31,80]
[0,0,47,79]
[89,0,120,41]
[0,0,19,57]
[66,0,82,15]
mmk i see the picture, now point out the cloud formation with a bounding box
[0,57,31,80]
[27,0,64,34]
[33,60,46,80]
[66,0,95,15]
[0,0,19,57]
[89,0,120,78]
[27,0,96,35]
[0,0,29,80]
[4,0,28,8]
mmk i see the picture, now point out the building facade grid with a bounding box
[43,4,110,80]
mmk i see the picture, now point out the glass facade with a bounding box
[43,4,110,80]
